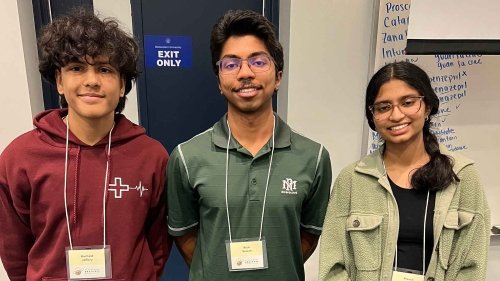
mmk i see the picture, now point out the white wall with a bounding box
[280,1,373,280]
[0,0,42,153]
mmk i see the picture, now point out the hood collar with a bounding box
[34,109,145,147]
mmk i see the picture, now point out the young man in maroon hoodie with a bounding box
[0,9,171,281]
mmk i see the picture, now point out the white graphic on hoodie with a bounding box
[108,177,148,199]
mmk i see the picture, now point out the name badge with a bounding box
[225,238,268,271]
[392,270,424,281]
[65,245,112,280]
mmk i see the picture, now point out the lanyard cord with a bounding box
[225,116,275,242]
[422,190,430,274]
[63,117,114,249]
[394,190,430,274]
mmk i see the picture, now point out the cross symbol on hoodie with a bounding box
[108,177,130,199]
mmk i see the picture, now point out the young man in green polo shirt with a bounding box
[167,9,332,281]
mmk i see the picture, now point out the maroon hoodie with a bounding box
[0,109,171,281]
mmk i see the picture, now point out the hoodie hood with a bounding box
[34,109,146,147]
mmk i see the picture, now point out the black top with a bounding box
[389,177,436,273]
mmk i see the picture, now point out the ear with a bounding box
[120,76,126,97]
[425,106,432,116]
[55,70,64,95]
[275,71,283,90]
[217,76,223,95]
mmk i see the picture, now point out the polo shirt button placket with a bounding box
[251,178,257,185]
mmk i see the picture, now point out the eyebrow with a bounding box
[220,51,269,59]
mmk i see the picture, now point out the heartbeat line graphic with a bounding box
[131,181,149,197]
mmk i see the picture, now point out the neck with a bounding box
[227,109,274,156]
[66,113,115,146]
[383,137,429,188]
[383,136,428,166]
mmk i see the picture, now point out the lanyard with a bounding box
[224,116,275,242]
[63,117,113,249]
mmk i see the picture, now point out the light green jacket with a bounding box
[319,147,490,281]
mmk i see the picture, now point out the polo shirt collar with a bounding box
[212,113,292,150]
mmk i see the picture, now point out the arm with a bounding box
[299,145,331,253]
[174,229,198,266]
[146,152,172,279]
[449,165,490,281]
[166,146,200,266]
[301,228,319,262]
[0,155,34,281]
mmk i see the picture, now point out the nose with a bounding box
[83,68,100,88]
[388,105,405,121]
[236,61,256,80]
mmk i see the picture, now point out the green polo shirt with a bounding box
[167,114,332,281]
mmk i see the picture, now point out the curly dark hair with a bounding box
[210,10,284,78]
[38,8,139,113]
[365,61,459,191]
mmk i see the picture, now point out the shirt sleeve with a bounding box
[0,151,34,281]
[300,145,332,235]
[167,145,200,236]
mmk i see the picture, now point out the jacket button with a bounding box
[353,219,360,227]
[427,278,435,281]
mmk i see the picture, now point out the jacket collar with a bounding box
[354,144,474,180]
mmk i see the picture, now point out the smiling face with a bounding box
[373,79,430,147]
[217,35,282,116]
[56,55,125,122]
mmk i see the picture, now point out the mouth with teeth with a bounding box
[389,123,408,130]
[388,123,409,134]
[234,85,262,98]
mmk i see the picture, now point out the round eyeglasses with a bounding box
[216,54,274,75]
[369,96,425,120]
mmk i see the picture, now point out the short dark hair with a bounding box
[210,9,284,78]
[38,8,139,114]
[365,61,459,191]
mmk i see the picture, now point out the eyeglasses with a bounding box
[369,96,424,120]
[216,54,274,75]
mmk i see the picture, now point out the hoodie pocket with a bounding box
[346,213,383,271]
[438,210,475,269]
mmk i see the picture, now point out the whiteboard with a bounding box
[366,0,500,226]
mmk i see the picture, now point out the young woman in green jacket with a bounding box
[319,61,490,281]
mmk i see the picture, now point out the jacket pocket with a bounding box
[346,213,383,271]
[438,210,475,269]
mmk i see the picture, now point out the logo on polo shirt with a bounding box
[108,177,149,199]
[281,178,298,195]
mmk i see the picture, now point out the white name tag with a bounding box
[392,270,424,281]
[65,245,112,280]
[225,238,268,271]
